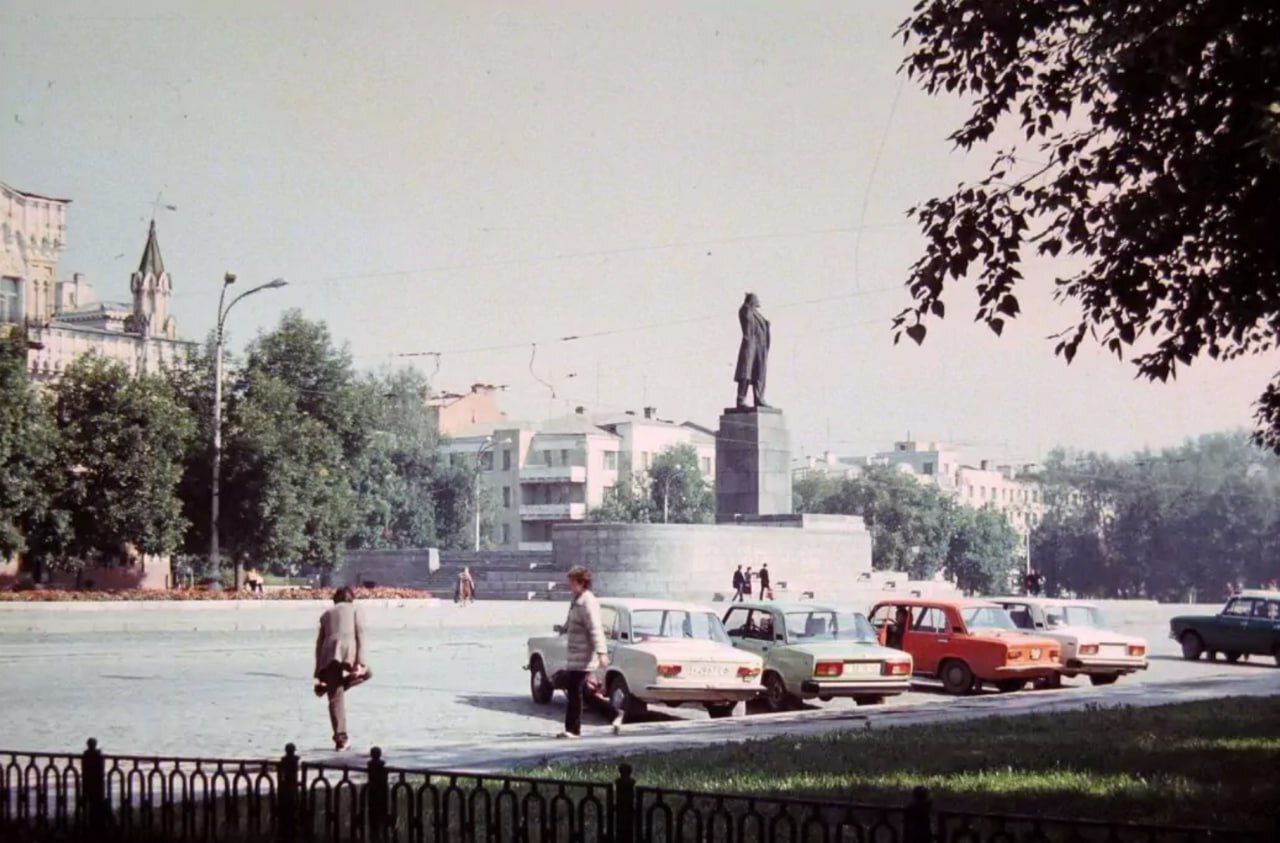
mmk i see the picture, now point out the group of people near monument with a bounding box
[731,563,773,601]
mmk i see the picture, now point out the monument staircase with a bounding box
[341,548,572,601]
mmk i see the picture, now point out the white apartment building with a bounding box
[796,440,1044,539]
[441,406,716,551]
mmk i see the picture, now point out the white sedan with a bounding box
[526,598,764,718]
[993,597,1148,685]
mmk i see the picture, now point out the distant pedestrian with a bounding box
[759,564,772,600]
[313,587,372,751]
[731,565,746,602]
[455,566,476,606]
[744,566,754,597]
[557,566,622,738]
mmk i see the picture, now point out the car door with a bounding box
[1247,599,1280,655]
[903,606,949,674]
[1210,598,1255,652]
[725,608,774,660]
[1001,602,1037,632]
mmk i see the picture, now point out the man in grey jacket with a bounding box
[559,566,621,738]
[314,586,371,750]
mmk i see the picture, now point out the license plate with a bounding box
[683,663,729,678]
[1099,644,1127,658]
[847,662,880,676]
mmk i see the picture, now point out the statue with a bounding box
[734,292,771,409]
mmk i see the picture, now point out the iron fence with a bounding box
[0,740,1270,843]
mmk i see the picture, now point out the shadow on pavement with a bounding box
[456,693,684,725]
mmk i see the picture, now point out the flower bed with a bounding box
[0,586,434,602]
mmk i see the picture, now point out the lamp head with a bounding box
[265,277,287,289]
[224,273,237,285]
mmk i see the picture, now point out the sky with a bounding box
[2,0,1275,464]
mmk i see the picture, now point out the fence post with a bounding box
[81,737,106,837]
[367,746,388,842]
[904,786,934,843]
[278,743,299,843]
[614,763,635,843]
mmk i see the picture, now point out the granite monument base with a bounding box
[715,406,791,519]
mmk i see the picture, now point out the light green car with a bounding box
[721,602,913,711]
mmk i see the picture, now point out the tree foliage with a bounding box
[1033,432,1280,599]
[647,443,714,524]
[894,1,1280,450]
[0,335,58,562]
[946,505,1020,595]
[46,356,194,569]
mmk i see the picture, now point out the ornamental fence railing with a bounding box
[0,739,1268,843]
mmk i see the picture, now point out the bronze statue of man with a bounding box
[734,292,771,409]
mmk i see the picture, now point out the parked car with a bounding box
[721,602,912,710]
[526,598,764,718]
[991,597,1148,685]
[1170,590,1280,665]
[867,598,1061,694]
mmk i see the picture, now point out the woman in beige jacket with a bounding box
[558,566,621,738]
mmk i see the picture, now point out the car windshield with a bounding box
[630,610,730,644]
[961,606,1018,632]
[1045,605,1107,628]
[786,611,877,643]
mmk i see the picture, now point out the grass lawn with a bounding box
[532,697,1280,830]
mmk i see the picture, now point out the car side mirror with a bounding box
[553,624,565,634]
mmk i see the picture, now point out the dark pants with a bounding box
[732,585,745,602]
[759,582,770,599]
[563,670,618,735]
[735,377,766,407]
[317,662,348,740]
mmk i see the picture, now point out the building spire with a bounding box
[137,218,165,276]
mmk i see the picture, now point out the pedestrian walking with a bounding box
[313,586,372,751]
[557,566,622,738]
[455,566,476,606]
[744,566,754,598]
[731,565,746,602]
[758,563,772,600]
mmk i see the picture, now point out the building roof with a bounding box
[1,182,71,204]
[137,219,165,276]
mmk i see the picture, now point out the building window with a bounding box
[700,457,711,474]
[503,486,511,508]
[560,448,570,467]
[479,450,494,471]
[922,461,935,476]
[0,278,20,324]
[603,451,618,470]
[502,449,512,471]
[501,524,510,544]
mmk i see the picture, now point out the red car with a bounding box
[868,598,1061,694]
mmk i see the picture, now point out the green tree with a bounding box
[590,475,653,524]
[220,371,355,576]
[946,505,1020,595]
[46,355,194,571]
[0,335,59,574]
[647,444,714,524]
[796,466,956,577]
[893,1,1280,451]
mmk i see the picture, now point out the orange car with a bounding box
[868,598,1061,694]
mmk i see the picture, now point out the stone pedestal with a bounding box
[715,407,791,520]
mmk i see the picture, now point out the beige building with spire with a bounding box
[2,181,194,380]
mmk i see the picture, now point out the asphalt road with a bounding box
[2,600,1276,770]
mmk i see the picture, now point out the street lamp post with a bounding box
[473,437,495,552]
[211,273,287,589]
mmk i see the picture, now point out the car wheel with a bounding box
[761,672,796,712]
[529,657,554,704]
[939,660,974,695]
[704,702,737,719]
[1034,674,1063,690]
[1089,674,1119,686]
[1179,632,1204,661]
[608,674,646,719]
[1224,651,1242,663]
[854,695,884,706]
[995,680,1026,693]
[818,695,834,702]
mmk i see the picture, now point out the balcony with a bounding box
[520,503,588,521]
[520,465,588,483]
[518,541,554,552]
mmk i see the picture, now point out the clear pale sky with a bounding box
[2,0,1274,463]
